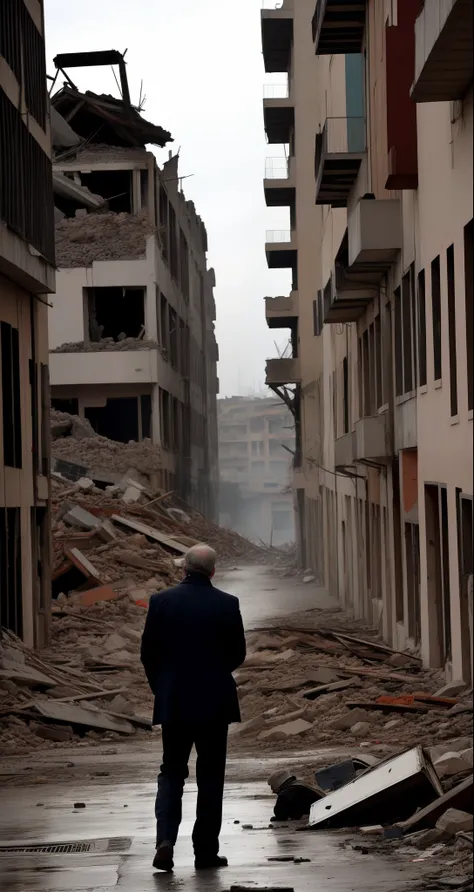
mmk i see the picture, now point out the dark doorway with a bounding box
[0,507,23,638]
[405,521,421,643]
[81,169,132,213]
[52,398,79,416]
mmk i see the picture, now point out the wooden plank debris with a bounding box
[111,515,188,554]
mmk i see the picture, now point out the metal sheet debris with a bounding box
[111,515,189,554]
[309,746,443,829]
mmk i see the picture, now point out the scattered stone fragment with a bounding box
[436,808,474,835]
[435,680,468,698]
[73,802,86,809]
[330,708,369,730]
[351,721,372,738]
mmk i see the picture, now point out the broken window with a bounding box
[85,397,139,443]
[80,169,132,213]
[140,395,152,440]
[86,287,145,342]
[0,507,23,638]
[1,321,22,468]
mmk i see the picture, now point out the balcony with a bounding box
[312,0,366,56]
[315,117,366,208]
[354,414,392,463]
[335,431,355,468]
[264,156,296,207]
[395,396,417,452]
[411,0,473,102]
[49,348,159,387]
[265,229,297,270]
[265,357,301,386]
[265,292,299,329]
[323,266,378,324]
[263,84,295,144]
[261,0,294,73]
[348,199,402,274]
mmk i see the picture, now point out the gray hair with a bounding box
[184,543,216,576]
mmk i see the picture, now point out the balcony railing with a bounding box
[266,230,292,243]
[263,83,290,99]
[315,117,366,208]
[265,157,290,178]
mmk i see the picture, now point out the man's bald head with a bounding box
[184,544,217,577]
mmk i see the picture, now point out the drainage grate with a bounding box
[0,837,132,856]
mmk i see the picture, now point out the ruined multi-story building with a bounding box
[0,0,55,646]
[48,53,219,518]
[261,0,473,680]
[218,396,295,546]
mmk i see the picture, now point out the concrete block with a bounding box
[428,738,473,763]
[434,750,473,779]
[307,668,342,685]
[435,680,468,698]
[351,721,372,738]
[103,633,129,654]
[384,719,403,731]
[122,486,142,504]
[436,808,474,835]
[63,505,101,531]
[259,719,313,741]
[330,708,369,731]
[98,519,118,543]
[32,723,74,743]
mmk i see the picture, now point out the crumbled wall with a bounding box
[55,211,156,268]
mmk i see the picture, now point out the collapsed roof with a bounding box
[52,86,173,149]
[51,51,172,149]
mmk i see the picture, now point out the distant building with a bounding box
[47,52,218,519]
[0,2,56,646]
[218,396,295,545]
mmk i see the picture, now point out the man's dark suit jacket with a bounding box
[140,572,246,726]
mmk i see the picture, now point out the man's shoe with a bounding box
[153,842,174,872]
[194,855,228,870]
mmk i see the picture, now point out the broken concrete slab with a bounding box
[65,548,102,587]
[303,678,356,700]
[309,746,443,830]
[64,505,101,531]
[259,719,313,741]
[399,776,473,832]
[31,722,74,743]
[97,519,118,543]
[111,515,188,554]
[0,666,57,690]
[434,750,473,779]
[306,667,343,685]
[102,634,129,654]
[229,716,266,737]
[435,680,468,698]
[436,808,473,835]
[329,708,369,730]
[121,485,142,504]
[30,700,134,735]
[429,738,473,764]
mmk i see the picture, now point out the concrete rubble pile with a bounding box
[55,209,156,268]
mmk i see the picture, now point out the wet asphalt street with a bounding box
[0,566,426,891]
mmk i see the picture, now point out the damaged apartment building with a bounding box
[47,52,219,517]
[0,0,55,646]
[261,0,472,680]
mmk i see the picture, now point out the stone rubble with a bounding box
[55,209,156,268]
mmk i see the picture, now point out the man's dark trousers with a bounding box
[155,722,228,857]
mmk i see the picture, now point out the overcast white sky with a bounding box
[44,0,291,397]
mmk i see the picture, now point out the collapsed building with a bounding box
[48,51,219,518]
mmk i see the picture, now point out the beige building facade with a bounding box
[0,0,56,647]
[261,0,473,680]
[47,58,219,519]
[218,396,295,546]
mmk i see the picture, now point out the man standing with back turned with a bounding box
[141,543,246,873]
